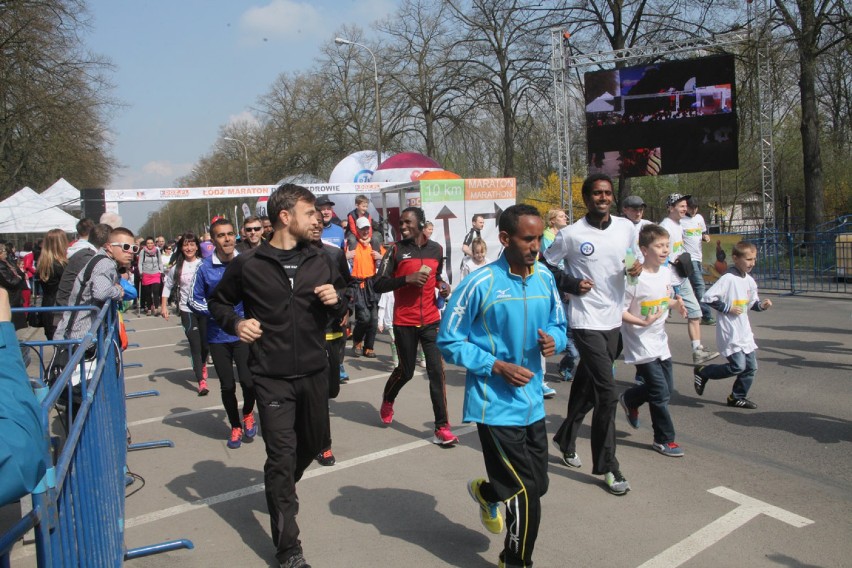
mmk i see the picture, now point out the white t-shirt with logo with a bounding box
[621,266,674,365]
[702,271,761,357]
[544,215,634,330]
[681,214,707,262]
[659,216,686,287]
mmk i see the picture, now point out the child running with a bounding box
[694,241,772,409]
[618,224,687,457]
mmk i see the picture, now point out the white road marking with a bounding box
[125,371,420,424]
[637,486,814,568]
[124,424,476,529]
[126,341,187,353]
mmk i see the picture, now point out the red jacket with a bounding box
[373,238,445,327]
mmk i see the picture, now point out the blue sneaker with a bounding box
[558,367,573,382]
[619,393,640,429]
[339,364,349,383]
[652,441,684,457]
[243,412,257,438]
[542,382,556,399]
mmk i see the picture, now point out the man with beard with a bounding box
[209,184,348,568]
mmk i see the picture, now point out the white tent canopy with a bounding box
[0,187,79,233]
[40,178,81,212]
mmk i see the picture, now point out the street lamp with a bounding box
[224,137,250,185]
[192,167,212,224]
[335,37,383,168]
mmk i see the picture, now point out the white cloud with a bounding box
[239,0,324,42]
[227,110,261,129]
[110,160,194,190]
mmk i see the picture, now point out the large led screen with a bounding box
[585,54,738,178]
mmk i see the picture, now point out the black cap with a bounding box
[622,195,646,208]
[315,195,336,207]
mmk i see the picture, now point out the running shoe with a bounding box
[652,441,684,457]
[279,552,311,568]
[700,317,717,326]
[198,378,209,396]
[604,470,630,495]
[339,364,349,383]
[693,366,709,396]
[380,400,394,425]
[352,342,362,357]
[561,451,582,468]
[467,478,504,534]
[432,425,459,446]
[315,448,336,466]
[243,412,257,438]
[558,366,573,382]
[692,345,719,365]
[201,365,208,380]
[227,426,243,449]
[542,382,556,399]
[417,357,427,368]
[363,348,377,358]
[619,393,640,429]
[727,395,757,409]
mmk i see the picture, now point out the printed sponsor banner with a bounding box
[103,182,400,202]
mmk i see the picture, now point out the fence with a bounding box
[737,224,851,295]
[0,303,191,566]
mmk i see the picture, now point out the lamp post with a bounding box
[335,37,383,168]
[224,137,250,185]
[192,167,212,225]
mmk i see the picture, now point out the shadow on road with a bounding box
[166,459,272,566]
[329,486,493,567]
[715,410,852,444]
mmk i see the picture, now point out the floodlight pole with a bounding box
[335,37,383,168]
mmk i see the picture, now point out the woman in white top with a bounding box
[161,232,209,391]
[459,237,490,279]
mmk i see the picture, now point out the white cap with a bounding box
[356,217,371,230]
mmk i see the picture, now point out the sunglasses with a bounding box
[244,226,263,233]
[111,242,140,253]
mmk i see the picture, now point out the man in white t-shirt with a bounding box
[682,197,714,324]
[659,194,718,365]
[544,173,639,496]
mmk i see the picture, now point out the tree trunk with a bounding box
[798,42,825,236]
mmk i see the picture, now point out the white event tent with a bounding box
[0,187,79,233]
[40,178,81,212]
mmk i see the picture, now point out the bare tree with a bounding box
[447,0,559,178]
[774,0,850,232]
[0,0,116,195]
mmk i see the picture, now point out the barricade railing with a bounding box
[0,302,191,566]
[733,229,851,294]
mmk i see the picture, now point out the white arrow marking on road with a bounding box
[637,486,814,568]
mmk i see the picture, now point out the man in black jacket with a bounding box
[209,184,348,568]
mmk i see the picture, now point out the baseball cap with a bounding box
[622,195,646,208]
[315,195,336,208]
[666,193,691,208]
[356,217,371,230]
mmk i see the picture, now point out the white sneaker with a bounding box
[542,382,556,399]
[693,346,719,365]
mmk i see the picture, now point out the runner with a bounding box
[161,232,209,395]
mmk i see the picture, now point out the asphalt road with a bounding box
[14,293,850,567]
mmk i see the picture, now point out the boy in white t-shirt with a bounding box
[694,241,772,409]
[659,193,718,365]
[618,224,687,457]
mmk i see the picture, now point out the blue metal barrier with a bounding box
[735,229,851,294]
[0,303,192,565]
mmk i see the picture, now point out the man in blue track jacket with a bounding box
[438,204,566,568]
